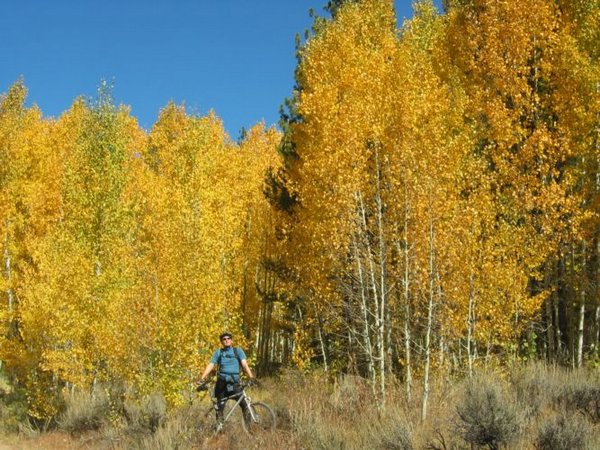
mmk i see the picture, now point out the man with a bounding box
[198,332,255,419]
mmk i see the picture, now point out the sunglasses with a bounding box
[221,337,232,341]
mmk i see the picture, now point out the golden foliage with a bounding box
[0,0,598,418]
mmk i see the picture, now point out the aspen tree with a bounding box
[0,81,64,417]
[137,105,280,398]
[282,0,402,398]
[387,0,464,415]
[440,0,585,364]
[17,86,144,415]
[492,0,599,363]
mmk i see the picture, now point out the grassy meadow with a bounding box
[0,363,598,449]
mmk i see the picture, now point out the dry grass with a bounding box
[285,373,414,450]
[535,413,591,450]
[0,363,598,449]
[58,388,111,435]
[455,376,522,449]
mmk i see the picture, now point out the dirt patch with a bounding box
[0,432,106,449]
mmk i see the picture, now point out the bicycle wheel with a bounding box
[242,401,276,433]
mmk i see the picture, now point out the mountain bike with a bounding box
[197,380,276,434]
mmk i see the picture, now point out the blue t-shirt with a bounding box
[210,346,247,375]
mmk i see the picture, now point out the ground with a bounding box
[0,432,103,450]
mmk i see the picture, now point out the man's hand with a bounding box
[246,378,260,387]
[196,380,208,392]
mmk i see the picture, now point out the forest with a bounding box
[0,0,599,444]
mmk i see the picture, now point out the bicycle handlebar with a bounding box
[195,379,258,391]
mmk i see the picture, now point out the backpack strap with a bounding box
[217,347,243,372]
[233,347,242,365]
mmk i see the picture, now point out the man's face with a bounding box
[221,336,232,347]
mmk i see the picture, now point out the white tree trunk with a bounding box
[4,237,13,313]
[317,317,329,373]
[466,268,475,378]
[401,182,413,401]
[577,241,586,368]
[374,146,387,403]
[357,191,382,400]
[577,299,586,368]
[421,193,436,421]
[545,291,555,360]
[398,236,413,401]
[353,235,375,382]
[595,304,600,354]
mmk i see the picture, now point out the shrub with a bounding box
[137,417,194,450]
[535,413,590,450]
[0,386,29,434]
[120,401,209,450]
[511,362,557,419]
[377,420,413,450]
[455,377,521,450]
[288,375,414,450]
[290,397,341,448]
[124,392,167,433]
[145,393,167,432]
[328,375,369,419]
[558,382,600,423]
[59,387,110,434]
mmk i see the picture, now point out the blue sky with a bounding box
[1,0,442,137]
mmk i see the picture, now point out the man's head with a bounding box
[219,332,233,347]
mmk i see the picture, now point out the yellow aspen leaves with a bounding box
[1,0,599,418]
[0,84,281,416]
[274,0,599,380]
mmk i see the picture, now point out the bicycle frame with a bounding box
[198,381,276,434]
[211,388,252,425]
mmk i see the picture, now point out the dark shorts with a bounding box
[215,375,248,414]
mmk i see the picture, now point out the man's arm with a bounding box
[200,362,215,382]
[240,359,254,380]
